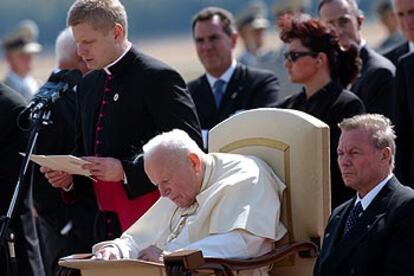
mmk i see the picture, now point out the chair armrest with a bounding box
[163,240,318,275]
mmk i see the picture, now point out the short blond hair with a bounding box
[67,0,128,35]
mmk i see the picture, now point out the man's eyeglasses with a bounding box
[283,51,318,62]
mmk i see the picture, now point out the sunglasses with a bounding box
[283,51,318,62]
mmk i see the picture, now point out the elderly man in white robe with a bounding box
[92,129,286,270]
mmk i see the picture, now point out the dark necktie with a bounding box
[213,79,226,108]
[343,201,363,237]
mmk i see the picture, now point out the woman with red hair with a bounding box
[277,18,365,208]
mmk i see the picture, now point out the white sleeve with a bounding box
[165,230,271,259]
[92,233,141,259]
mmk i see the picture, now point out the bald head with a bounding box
[143,129,205,208]
[319,0,364,49]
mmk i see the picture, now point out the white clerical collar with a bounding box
[409,42,414,53]
[103,41,132,75]
[206,59,237,88]
[355,173,393,210]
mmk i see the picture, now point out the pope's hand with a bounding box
[138,245,163,262]
[92,247,121,260]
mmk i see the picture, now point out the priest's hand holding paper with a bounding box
[81,156,124,182]
[39,156,124,190]
[40,167,73,190]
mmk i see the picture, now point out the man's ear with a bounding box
[113,23,125,41]
[231,32,238,49]
[188,153,202,174]
[381,147,392,164]
[356,15,364,30]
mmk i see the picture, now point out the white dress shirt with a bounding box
[355,174,393,210]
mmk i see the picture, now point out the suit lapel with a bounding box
[321,178,397,270]
[218,65,244,119]
[318,201,353,264]
[399,42,409,57]
[351,46,369,96]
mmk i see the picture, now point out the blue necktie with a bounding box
[213,79,226,108]
[343,201,363,237]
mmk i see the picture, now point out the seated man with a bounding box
[314,114,414,276]
[93,129,286,265]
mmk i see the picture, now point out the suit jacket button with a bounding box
[113,93,119,101]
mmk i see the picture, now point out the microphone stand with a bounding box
[0,105,52,276]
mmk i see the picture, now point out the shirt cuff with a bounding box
[62,182,74,192]
[92,243,123,259]
[123,172,128,185]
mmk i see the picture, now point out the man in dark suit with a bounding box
[393,52,414,188]
[188,7,279,135]
[375,0,404,54]
[0,82,44,275]
[314,114,414,276]
[384,40,410,65]
[41,0,202,236]
[319,0,396,119]
[383,0,414,65]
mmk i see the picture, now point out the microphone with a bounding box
[17,70,82,129]
[28,69,82,112]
